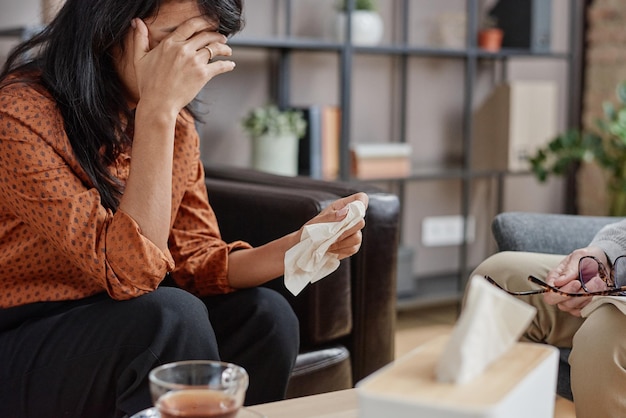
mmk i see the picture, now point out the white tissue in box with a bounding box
[356,336,559,418]
[436,275,537,384]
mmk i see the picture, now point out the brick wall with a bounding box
[578,0,626,215]
[584,0,626,129]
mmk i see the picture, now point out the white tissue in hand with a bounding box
[284,200,366,296]
[435,275,537,385]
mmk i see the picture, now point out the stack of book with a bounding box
[350,142,413,180]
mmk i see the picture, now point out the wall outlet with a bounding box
[421,215,476,247]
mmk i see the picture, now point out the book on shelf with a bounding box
[350,142,413,180]
[296,105,341,180]
[321,106,341,180]
[296,106,322,178]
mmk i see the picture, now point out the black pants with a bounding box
[0,286,300,418]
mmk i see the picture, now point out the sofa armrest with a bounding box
[204,165,401,382]
[492,212,621,255]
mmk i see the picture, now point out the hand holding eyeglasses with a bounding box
[486,246,626,317]
[547,246,615,317]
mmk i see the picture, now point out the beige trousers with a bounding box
[472,251,626,418]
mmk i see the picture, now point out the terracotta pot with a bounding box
[478,28,503,52]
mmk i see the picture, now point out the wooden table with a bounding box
[248,389,576,418]
[249,390,357,418]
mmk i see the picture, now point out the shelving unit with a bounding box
[227,0,585,308]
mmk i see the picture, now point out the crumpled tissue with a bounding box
[435,275,537,384]
[284,200,366,296]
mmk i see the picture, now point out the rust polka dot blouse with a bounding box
[0,77,251,308]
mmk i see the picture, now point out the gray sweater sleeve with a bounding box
[590,219,626,263]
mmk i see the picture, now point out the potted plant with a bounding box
[242,105,307,176]
[338,0,376,10]
[477,16,503,52]
[529,81,626,216]
[334,0,383,46]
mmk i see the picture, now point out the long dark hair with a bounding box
[0,0,243,210]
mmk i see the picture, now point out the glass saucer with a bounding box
[130,406,265,418]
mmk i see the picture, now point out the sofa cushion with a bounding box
[492,212,619,254]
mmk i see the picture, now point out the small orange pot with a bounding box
[478,28,504,52]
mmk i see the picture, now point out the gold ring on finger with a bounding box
[204,45,214,62]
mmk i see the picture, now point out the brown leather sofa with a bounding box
[203,165,400,399]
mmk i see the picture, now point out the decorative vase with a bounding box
[42,0,66,23]
[478,28,504,52]
[334,11,384,46]
[251,134,299,176]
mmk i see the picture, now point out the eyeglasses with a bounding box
[485,255,626,297]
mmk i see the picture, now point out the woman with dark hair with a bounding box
[0,0,368,417]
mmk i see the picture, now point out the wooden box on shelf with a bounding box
[472,81,558,172]
[350,142,412,180]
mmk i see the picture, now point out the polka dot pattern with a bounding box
[0,78,250,308]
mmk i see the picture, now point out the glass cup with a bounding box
[149,360,249,418]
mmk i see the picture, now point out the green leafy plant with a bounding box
[481,16,499,29]
[242,105,307,139]
[337,0,376,12]
[529,81,626,215]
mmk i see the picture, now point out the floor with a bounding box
[395,302,457,358]
[394,303,577,417]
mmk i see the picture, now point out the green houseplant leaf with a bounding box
[529,80,626,215]
[242,105,307,139]
[338,0,376,11]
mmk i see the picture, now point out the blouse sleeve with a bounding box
[0,85,174,300]
[167,158,252,297]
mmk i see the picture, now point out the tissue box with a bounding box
[357,335,559,418]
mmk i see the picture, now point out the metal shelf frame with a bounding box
[226,0,585,306]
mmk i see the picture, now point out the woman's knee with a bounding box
[118,287,219,359]
[127,287,208,328]
[228,287,300,368]
[251,288,300,345]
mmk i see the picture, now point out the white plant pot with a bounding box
[251,133,299,176]
[335,11,384,46]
